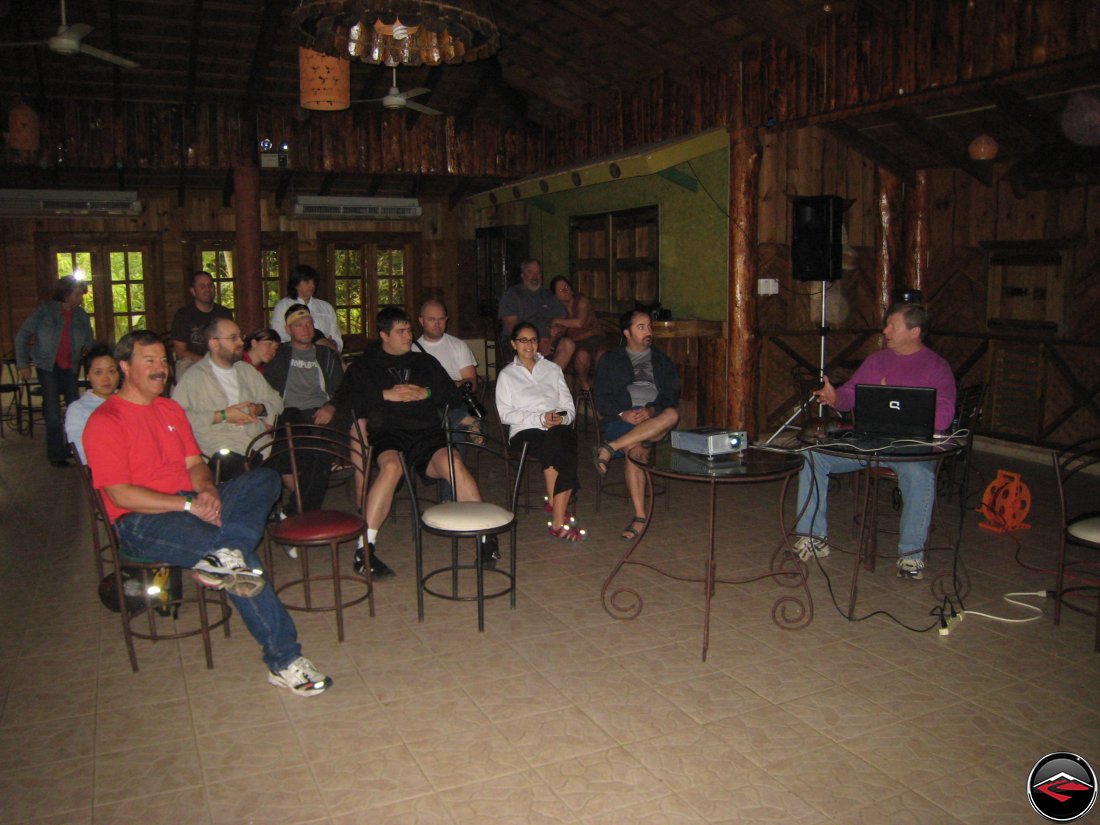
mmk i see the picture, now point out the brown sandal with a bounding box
[621,515,647,540]
[592,441,613,478]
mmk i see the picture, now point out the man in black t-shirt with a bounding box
[170,271,233,380]
[334,305,494,578]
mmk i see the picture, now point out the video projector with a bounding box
[670,427,750,458]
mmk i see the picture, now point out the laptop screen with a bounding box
[854,385,937,439]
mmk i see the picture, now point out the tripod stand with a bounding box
[763,280,830,445]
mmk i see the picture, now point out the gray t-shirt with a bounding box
[283,347,331,410]
[627,348,659,408]
[498,284,566,338]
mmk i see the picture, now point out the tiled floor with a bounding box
[1,423,1099,824]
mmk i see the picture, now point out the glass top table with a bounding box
[601,442,809,661]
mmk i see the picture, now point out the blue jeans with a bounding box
[795,451,936,562]
[38,364,79,462]
[115,468,301,672]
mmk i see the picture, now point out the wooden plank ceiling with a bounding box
[0,0,1097,194]
[0,0,851,123]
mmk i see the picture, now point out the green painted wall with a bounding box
[526,146,729,321]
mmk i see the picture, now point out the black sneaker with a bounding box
[479,535,501,568]
[354,539,395,579]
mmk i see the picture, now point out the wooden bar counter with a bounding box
[650,319,727,429]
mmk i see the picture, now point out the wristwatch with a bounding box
[182,495,193,512]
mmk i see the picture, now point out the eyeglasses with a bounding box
[514,337,538,344]
[213,334,243,342]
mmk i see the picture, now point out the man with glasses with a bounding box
[173,318,284,482]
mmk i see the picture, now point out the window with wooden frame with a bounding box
[321,233,419,347]
[37,234,161,343]
[184,233,297,327]
[570,206,659,314]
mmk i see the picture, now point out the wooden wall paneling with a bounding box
[994,0,1020,73]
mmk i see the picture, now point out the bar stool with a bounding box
[405,429,526,631]
[246,422,375,642]
[76,460,232,672]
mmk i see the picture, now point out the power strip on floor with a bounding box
[939,613,963,636]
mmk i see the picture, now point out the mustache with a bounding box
[149,372,168,381]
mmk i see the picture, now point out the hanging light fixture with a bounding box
[299,47,351,110]
[7,101,40,152]
[293,0,500,67]
[968,133,999,161]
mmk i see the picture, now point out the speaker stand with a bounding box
[762,280,830,446]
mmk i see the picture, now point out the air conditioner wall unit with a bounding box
[290,196,422,220]
[0,189,143,217]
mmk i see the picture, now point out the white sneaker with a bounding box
[896,558,925,580]
[268,656,332,696]
[792,535,830,562]
[193,548,266,598]
[277,510,298,558]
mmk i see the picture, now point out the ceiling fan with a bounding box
[0,0,139,69]
[356,67,441,115]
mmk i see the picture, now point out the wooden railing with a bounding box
[758,328,1100,448]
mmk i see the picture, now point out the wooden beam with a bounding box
[823,122,915,185]
[902,169,929,291]
[874,165,902,324]
[891,107,992,186]
[726,128,762,433]
[182,0,204,117]
[243,0,288,107]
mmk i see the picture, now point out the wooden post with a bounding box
[874,165,902,324]
[903,168,929,291]
[233,165,263,334]
[727,127,762,434]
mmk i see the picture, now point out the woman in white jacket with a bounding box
[495,322,586,541]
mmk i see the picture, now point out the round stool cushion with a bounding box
[422,501,514,532]
[1067,513,1100,544]
[273,510,363,543]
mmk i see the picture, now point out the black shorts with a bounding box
[371,428,449,481]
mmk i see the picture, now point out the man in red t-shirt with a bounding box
[84,330,332,697]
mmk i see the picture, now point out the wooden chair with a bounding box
[245,421,374,642]
[1052,436,1100,652]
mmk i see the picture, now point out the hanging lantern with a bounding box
[299,48,351,111]
[8,102,40,152]
[968,133,999,161]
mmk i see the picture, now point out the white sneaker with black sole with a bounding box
[791,535,830,562]
[192,548,266,598]
[268,655,332,696]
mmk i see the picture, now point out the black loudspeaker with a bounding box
[791,195,844,282]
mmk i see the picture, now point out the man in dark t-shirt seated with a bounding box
[170,271,233,380]
[263,304,347,516]
[333,305,496,579]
